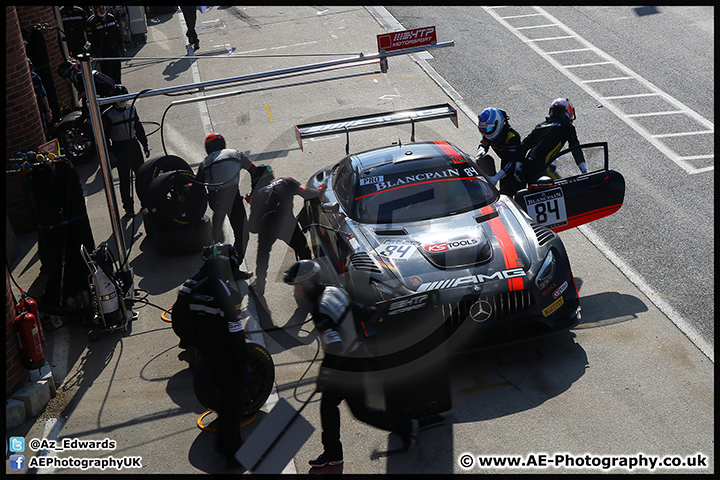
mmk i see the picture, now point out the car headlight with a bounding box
[535,249,556,290]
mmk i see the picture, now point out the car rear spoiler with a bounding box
[294,103,458,153]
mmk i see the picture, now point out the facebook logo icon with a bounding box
[9,454,25,471]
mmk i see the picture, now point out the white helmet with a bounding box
[478,108,506,141]
[549,98,575,120]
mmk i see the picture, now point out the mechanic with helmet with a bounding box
[85,6,124,83]
[184,243,251,470]
[196,133,256,277]
[475,107,525,196]
[246,165,327,296]
[101,84,150,217]
[284,260,418,468]
[514,98,588,190]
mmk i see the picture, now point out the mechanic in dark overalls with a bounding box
[186,243,251,470]
[59,5,88,57]
[86,6,124,83]
[101,84,149,217]
[284,260,418,468]
[516,98,587,187]
[476,107,525,196]
[246,165,326,295]
[197,133,256,276]
[57,58,116,106]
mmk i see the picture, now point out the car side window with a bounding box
[333,162,355,210]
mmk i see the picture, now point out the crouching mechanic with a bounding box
[283,260,418,468]
[177,243,250,469]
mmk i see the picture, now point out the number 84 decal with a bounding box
[524,187,568,228]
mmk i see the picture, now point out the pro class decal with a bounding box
[523,187,568,229]
[415,268,526,292]
[424,237,481,253]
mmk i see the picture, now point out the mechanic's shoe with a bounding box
[193,41,200,50]
[308,452,343,467]
[402,419,419,450]
[123,209,135,218]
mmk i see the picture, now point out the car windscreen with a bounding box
[352,161,496,224]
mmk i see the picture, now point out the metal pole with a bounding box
[94,41,454,107]
[77,54,130,274]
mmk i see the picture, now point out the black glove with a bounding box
[143,144,150,158]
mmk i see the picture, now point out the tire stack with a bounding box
[135,155,213,256]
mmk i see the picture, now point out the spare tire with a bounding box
[143,170,207,228]
[135,155,191,203]
[193,341,275,417]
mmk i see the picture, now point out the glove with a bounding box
[476,145,487,158]
[513,163,524,183]
[143,145,150,158]
[578,162,588,174]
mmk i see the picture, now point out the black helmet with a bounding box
[204,133,226,154]
[111,84,129,108]
[251,164,274,191]
[283,260,321,293]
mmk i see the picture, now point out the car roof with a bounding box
[349,141,469,176]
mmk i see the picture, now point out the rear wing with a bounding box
[295,103,458,153]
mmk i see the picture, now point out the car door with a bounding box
[513,142,625,232]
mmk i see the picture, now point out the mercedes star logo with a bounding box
[470,299,493,323]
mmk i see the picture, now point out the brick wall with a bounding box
[6,271,30,399]
[5,6,76,234]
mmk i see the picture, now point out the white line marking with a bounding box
[581,76,636,83]
[653,130,714,138]
[626,110,685,118]
[564,61,613,68]
[516,23,558,30]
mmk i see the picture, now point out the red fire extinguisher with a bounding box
[14,311,45,370]
[17,294,44,342]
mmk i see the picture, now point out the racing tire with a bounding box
[193,341,275,417]
[54,116,95,165]
[143,170,207,228]
[135,155,192,203]
[152,214,213,256]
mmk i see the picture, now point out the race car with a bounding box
[295,104,624,356]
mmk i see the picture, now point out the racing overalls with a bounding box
[308,285,413,460]
[518,113,586,184]
[196,149,256,262]
[102,104,148,214]
[59,5,88,57]
[248,177,325,294]
[86,12,124,83]
[477,124,524,196]
[188,271,250,463]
